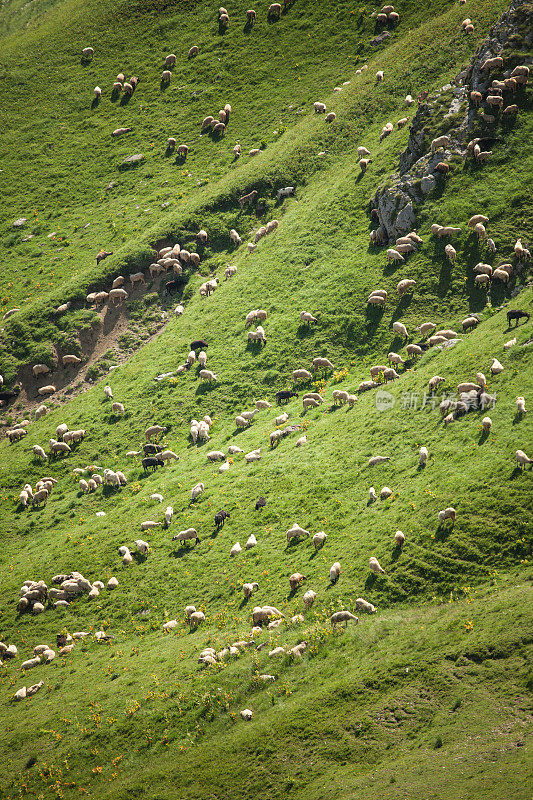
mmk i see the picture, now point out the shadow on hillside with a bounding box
[478,429,490,445]
[296,324,316,339]
[169,546,196,559]
[365,305,385,339]
[246,341,266,354]
[91,97,100,110]
[119,94,131,107]
[510,466,529,479]
[390,545,403,563]
[195,382,218,396]
[435,523,452,542]
[383,261,404,278]
[133,552,147,565]
[364,573,377,591]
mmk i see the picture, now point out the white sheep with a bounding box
[428,375,446,394]
[369,556,385,575]
[286,523,310,544]
[516,396,527,416]
[303,590,317,609]
[230,542,242,557]
[394,531,405,548]
[331,611,358,627]
[490,358,504,375]
[355,598,376,613]
[243,582,259,598]
[199,369,217,382]
[419,446,428,466]
[516,450,532,469]
[190,483,205,502]
[189,611,205,627]
[172,528,200,545]
[329,561,341,583]
[482,417,492,432]
[246,534,257,550]
[390,322,408,342]
[369,455,390,467]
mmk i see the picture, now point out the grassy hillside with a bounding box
[0,0,532,798]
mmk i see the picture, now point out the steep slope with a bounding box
[0,0,532,798]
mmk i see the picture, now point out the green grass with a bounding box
[0,0,532,797]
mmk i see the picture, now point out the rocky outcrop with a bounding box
[370,0,530,243]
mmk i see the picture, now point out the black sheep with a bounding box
[143,443,163,455]
[191,339,208,350]
[142,456,163,472]
[255,497,266,510]
[214,509,230,528]
[275,389,298,404]
[507,309,530,326]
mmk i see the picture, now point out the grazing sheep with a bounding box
[514,240,531,261]
[161,69,172,82]
[314,102,326,113]
[516,450,532,469]
[286,523,310,544]
[369,455,390,467]
[392,321,408,339]
[188,45,199,58]
[331,611,358,627]
[199,369,217,382]
[112,402,125,416]
[490,358,504,375]
[482,417,492,432]
[313,357,334,373]
[430,135,449,153]
[376,70,384,83]
[145,425,168,441]
[394,530,405,548]
[82,46,94,58]
[507,310,530,327]
[482,56,504,71]
[380,123,393,141]
[329,561,341,584]
[289,572,306,591]
[516,396,527,416]
[309,533,328,555]
[173,528,200,544]
[369,556,385,575]
[419,446,428,466]
[189,611,205,628]
[406,344,423,358]
[246,534,257,549]
[386,248,404,264]
[190,483,205,502]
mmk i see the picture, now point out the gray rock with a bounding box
[13,218,27,227]
[370,31,391,46]
[372,187,416,240]
[421,176,436,195]
[120,154,145,168]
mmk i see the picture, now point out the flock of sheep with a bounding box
[2,3,531,727]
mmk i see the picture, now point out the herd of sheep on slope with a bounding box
[2,4,531,721]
